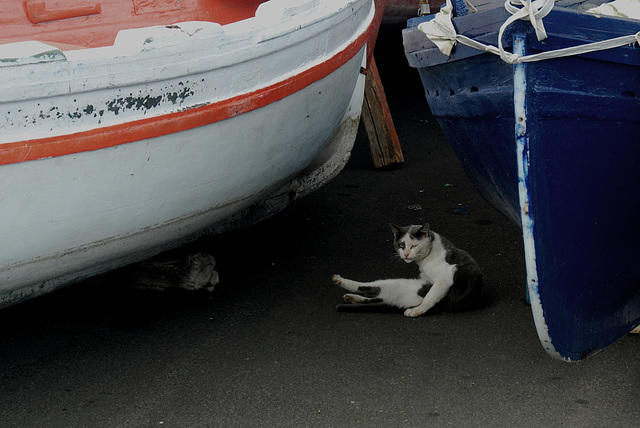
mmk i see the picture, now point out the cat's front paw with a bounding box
[404,307,425,318]
[332,274,343,286]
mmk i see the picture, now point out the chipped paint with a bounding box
[3,82,196,133]
[0,0,375,308]
[0,2,374,146]
[513,34,565,361]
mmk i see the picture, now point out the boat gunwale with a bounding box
[403,4,640,68]
[1,1,370,98]
[0,0,375,166]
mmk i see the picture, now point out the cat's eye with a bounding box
[410,245,417,249]
[398,243,405,249]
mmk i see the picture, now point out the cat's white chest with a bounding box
[418,241,457,283]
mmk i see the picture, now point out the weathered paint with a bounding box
[404,1,640,360]
[1,19,371,165]
[513,33,560,361]
[0,0,375,308]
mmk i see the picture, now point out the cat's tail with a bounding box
[442,274,484,312]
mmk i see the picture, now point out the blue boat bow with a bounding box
[404,0,640,360]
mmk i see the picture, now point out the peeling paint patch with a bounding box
[2,72,202,136]
[107,95,163,115]
[513,35,561,361]
[167,85,195,104]
[106,88,191,115]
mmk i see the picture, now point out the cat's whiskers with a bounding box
[387,251,402,263]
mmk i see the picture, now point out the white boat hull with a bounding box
[0,0,374,307]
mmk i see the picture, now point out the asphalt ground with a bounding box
[1,26,639,427]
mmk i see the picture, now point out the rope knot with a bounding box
[504,0,556,41]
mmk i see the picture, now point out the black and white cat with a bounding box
[332,223,483,317]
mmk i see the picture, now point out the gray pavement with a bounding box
[1,26,639,427]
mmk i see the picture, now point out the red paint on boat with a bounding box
[0,24,371,166]
[2,0,268,49]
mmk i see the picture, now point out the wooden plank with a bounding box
[361,58,404,168]
[362,0,403,168]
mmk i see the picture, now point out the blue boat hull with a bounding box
[404,3,640,360]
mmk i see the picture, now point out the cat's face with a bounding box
[391,224,432,263]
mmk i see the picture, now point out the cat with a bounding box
[332,223,483,317]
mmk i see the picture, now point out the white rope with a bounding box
[503,0,555,42]
[508,31,640,63]
[464,0,479,13]
[417,0,640,64]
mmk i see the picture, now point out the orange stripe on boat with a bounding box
[0,27,370,166]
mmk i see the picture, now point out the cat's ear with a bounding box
[390,223,402,237]
[418,223,430,238]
